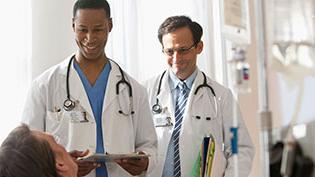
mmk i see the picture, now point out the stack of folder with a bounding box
[189,134,215,177]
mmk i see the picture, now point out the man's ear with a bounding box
[108,18,113,32]
[196,41,203,54]
[72,18,75,31]
[56,160,69,173]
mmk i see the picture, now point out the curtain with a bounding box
[0,0,32,142]
[107,0,221,83]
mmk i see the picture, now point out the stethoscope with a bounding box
[151,70,217,117]
[63,55,135,116]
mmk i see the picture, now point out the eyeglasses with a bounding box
[162,43,196,56]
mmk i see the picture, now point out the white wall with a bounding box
[0,0,32,143]
[31,0,76,79]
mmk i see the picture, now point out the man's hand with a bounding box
[69,150,100,177]
[115,151,148,176]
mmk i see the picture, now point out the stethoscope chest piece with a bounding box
[152,103,162,114]
[63,99,75,111]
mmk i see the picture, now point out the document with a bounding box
[78,153,150,163]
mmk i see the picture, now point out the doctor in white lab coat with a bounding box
[145,16,254,177]
[21,0,157,177]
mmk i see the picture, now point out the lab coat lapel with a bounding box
[102,61,126,113]
[156,70,175,117]
[67,57,94,120]
[190,70,206,106]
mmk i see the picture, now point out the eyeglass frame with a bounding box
[162,42,198,57]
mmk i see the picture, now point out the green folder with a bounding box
[189,150,201,177]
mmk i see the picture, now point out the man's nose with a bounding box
[172,51,181,60]
[84,33,96,43]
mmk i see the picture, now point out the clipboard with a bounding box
[78,153,150,163]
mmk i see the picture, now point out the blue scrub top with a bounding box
[74,60,111,177]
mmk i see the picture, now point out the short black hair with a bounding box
[73,0,111,18]
[158,15,203,45]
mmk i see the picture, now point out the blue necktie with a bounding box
[173,82,189,177]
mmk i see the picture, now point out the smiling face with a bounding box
[72,8,112,62]
[162,27,203,80]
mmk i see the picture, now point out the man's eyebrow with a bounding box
[76,24,87,27]
[76,24,105,28]
[94,24,105,27]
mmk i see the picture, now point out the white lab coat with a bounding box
[144,69,254,177]
[21,55,158,177]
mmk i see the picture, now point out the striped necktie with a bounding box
[173,82,189,177]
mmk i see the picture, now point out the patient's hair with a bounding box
[0,124,60,177]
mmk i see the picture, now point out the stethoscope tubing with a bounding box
[152,70,217,116]
[63,55,134,115]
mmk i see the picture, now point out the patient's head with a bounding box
[0,124,77,177]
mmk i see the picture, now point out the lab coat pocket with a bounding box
[191,107,217,134]
[189,103,223,156]
[103,107,134,152]
[46,110,62,123]
[46,110,69,147]
[191,94,217,121]
[46,110,66,134]
[67,120,96,151]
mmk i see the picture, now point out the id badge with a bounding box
[63,101,89,123]
[71,111,88,123]
[153,113,172,127]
